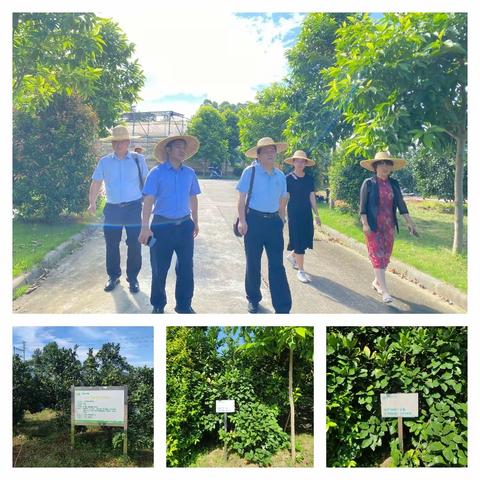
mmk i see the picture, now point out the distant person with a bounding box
[284,150,321,283]
[88,125,148,293]
[359,151,418,303]
[139,134,201,314]
[236,137,292,314]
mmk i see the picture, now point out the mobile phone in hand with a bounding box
[147,236,157,248]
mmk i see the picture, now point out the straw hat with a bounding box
[245,137,288,158]
[102,125,140,142]
[133,145,145,153]
[154,134,200,162]
[360,151,406,172]
[284,150,315,167]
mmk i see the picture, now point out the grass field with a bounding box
[190,433,313,468]
[13,409,153,468]
[318,199,467,292]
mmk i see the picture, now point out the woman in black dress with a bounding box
[285,150,321,283]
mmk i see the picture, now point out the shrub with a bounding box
[326,327,467,467]
[13,94,99,222]
[221,402,289,466]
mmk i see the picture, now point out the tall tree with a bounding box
[325,13,467,253]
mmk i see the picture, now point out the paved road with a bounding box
[13,180,462,314]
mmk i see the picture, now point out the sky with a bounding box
[12,327,154,367]
[103,12,306,117]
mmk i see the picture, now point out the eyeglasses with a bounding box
[375,160,394,166]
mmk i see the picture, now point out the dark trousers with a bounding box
[244,211,292,313]
[149,217,195,309]
[103,200,142,281]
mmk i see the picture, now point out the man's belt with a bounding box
[247,208,279,219]
[153,214,191,226]
[108,198,142,208]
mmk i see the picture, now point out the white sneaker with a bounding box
[287,254,298,270]
[297,270,310,283]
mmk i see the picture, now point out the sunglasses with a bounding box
[374,160,394,166]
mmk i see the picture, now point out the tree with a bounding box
[222,108,242,166]
[237,83,293,160]
[13,13,145,133]
[187,105,229,173]
[325,13,467,253]
[239,327,314,463]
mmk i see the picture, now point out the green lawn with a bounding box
[13,409,152,468]
[190,433,313,468]
[318,199,467,292]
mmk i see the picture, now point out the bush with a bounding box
[13,94,99,222]
[221,402,289,466]
[328,149,370,213]
[327,327,467,467]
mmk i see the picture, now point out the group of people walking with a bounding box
[88,125,418,314]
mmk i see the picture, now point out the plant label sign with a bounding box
[216,399,235,413]
[72,386,127,426]
[380,393,418,418]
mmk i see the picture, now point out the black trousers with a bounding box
[244,211,292,313]
[103,200,142,282]
[149,217,195,309]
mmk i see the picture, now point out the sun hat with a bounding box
[133,145,145,153]
[360,151,406,172]
[284,150,315,167]
[245,137,288,159]
[154,134,200,162]
[102,125,140,142]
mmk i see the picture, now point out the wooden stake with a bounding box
[398,416,404,454]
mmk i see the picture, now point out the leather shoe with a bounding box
[128,281,140,293]
[247,302,259,314]
[152,306,164,314]
[104,277,119,292]
[174,306,196,314]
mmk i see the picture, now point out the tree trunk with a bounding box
[452,134,465,254]
[289,347,296,463]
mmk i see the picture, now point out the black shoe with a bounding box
[152,306,164,314]
[104,277,120,292]
[247,302,259,314]
[128,280,140,293]
[174,306,196,314]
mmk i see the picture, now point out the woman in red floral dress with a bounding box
[359,152,418,303]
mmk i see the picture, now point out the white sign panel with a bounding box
[74,388,125,425]
[216,399,235,413]
[381,393,418,418]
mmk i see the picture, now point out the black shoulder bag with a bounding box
[233,166,256,237]
[133,153,145,202]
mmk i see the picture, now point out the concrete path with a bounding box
[13,180,462,314]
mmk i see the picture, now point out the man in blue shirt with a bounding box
[88,125,149,293]
[237,137,292,314]
[139,134,201,314]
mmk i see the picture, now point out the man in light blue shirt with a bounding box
[236,137,292,314]
[139,134,201,314]
[88,125,148,293]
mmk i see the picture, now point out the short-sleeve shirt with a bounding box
[286,172,315,212]
[236,162,288,213]
[92,151,149,204]
[142,161,201,218]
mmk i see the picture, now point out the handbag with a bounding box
[233,166,256,237]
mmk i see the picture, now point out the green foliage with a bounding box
[13,13,145,133]
[12,341,153,453]
[187,105,229,169]
[221,402,289,466]
[328,146,370,212]
[13,94,99,222]
[326,327,467,467]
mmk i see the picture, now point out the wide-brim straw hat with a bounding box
[154,134,200,162]
[245,137,288,158]
[360,151,406,172]
[102,125,140,142]
[284,150,315,167]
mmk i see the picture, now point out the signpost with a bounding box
[216,400,235,460]
[71,386,128,456]
[380,393,418,453]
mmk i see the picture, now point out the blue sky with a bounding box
[12,327,153,367]
[108,11,306,117]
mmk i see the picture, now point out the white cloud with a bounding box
[100,10,304,116]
